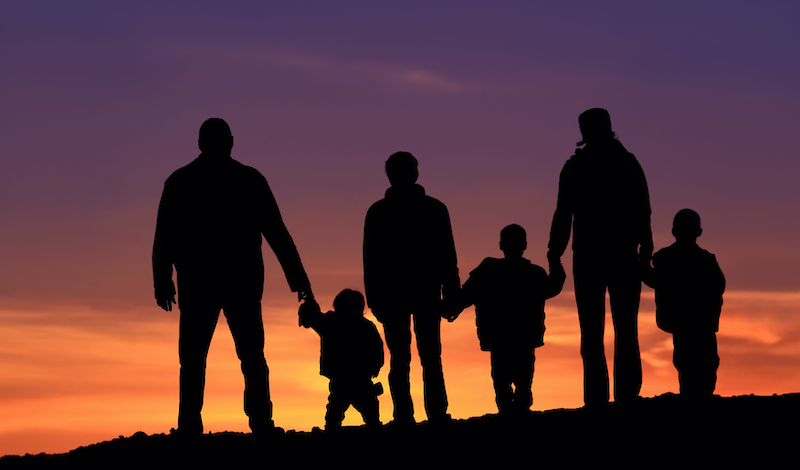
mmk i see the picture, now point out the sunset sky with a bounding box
[2,1,799,456]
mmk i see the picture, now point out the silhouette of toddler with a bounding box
[643,209,725,398]
[455,224,565,415]
[300,289,384,430]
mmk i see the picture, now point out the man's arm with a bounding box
[438,203,461,302]
[632,158,654,263]
[257,173,312,301]
[152,180,176,311]
[548,162,574,261]
[544,257,566,299]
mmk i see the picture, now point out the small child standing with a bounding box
[456,224,565,415]
[299,289,384,430]
[643,209,725,398]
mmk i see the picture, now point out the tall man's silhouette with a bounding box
[363,151,459,425]
[152,118,312,435]
[548,109,653,406]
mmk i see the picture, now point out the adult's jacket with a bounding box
[363,184,459,317]
[152,153,310,307]
[549,139,653,260]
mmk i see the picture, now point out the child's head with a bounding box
[499,224,527,258]
[672,209,702,242]
[333,289,366,318]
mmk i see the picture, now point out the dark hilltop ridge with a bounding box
[3,393,799,469]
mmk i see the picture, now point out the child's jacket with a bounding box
[645,242,725,334]
[462,257,564,350]
[303,306,384,379]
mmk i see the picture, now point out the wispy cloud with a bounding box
[150,40,476,94]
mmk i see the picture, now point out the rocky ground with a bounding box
[3,393,798,469]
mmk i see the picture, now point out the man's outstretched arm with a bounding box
[257,174,312,301]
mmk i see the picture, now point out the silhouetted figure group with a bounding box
[152,112,725,435]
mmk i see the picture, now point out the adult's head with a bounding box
[333,289,366,318]
[672,208,702,242]
[198,118,234,155]
[385,151,419,187]
[578,108,616,146]
[500,224,527,258]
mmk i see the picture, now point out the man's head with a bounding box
[578,108,616,145]
[333,289,366,318]
[500,224,527,258]
[672,209,702,242]
[198,118,234,155]
[385,151,419,187]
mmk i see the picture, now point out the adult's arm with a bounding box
[632,158,653,262]
[362,205,388,316]
[438,203,461,302]
[257,174,312,300]
[152,180,177,311]
[547,161,574,260]
[544,257,566,299]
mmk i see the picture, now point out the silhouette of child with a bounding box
[455,224,565,415]
[643,209,725,398]
[299,289,384,430]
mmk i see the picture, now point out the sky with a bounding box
[1,0,799,456]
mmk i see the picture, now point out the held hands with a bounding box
[441,292,466,322]
[298,297,321,328]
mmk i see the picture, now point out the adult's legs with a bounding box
[382,314,414,422]
[608,270,642,403]
[178,303,222,433]
[414,310,448,421]
[224,300,273,432]
[574,269,610,407]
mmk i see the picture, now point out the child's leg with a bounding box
[674,332,718,397]
[490,349,513,413]
[351,378,381,426]
[325,379,351,430]
[511,348,535,412]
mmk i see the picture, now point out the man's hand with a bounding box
[156,295,176,312]
[155,281,176,312]
[297,289,314,302]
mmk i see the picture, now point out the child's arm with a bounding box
[544,256,566,299]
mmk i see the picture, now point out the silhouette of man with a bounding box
[548,108,653,406]
[152,118,312,435]
[363,151,459,425]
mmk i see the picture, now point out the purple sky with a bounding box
[1,0,798,311]
[2,1,800,455]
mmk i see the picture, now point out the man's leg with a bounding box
[414,310,448,421]
[178,303,221,434]
[608,268,642,403]
[224,300,272,432]
[382,314,414,423]
[574,261,610,407]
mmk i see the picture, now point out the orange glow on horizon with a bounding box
[2,290,799,457]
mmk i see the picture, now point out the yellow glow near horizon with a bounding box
[2,290,799,456]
